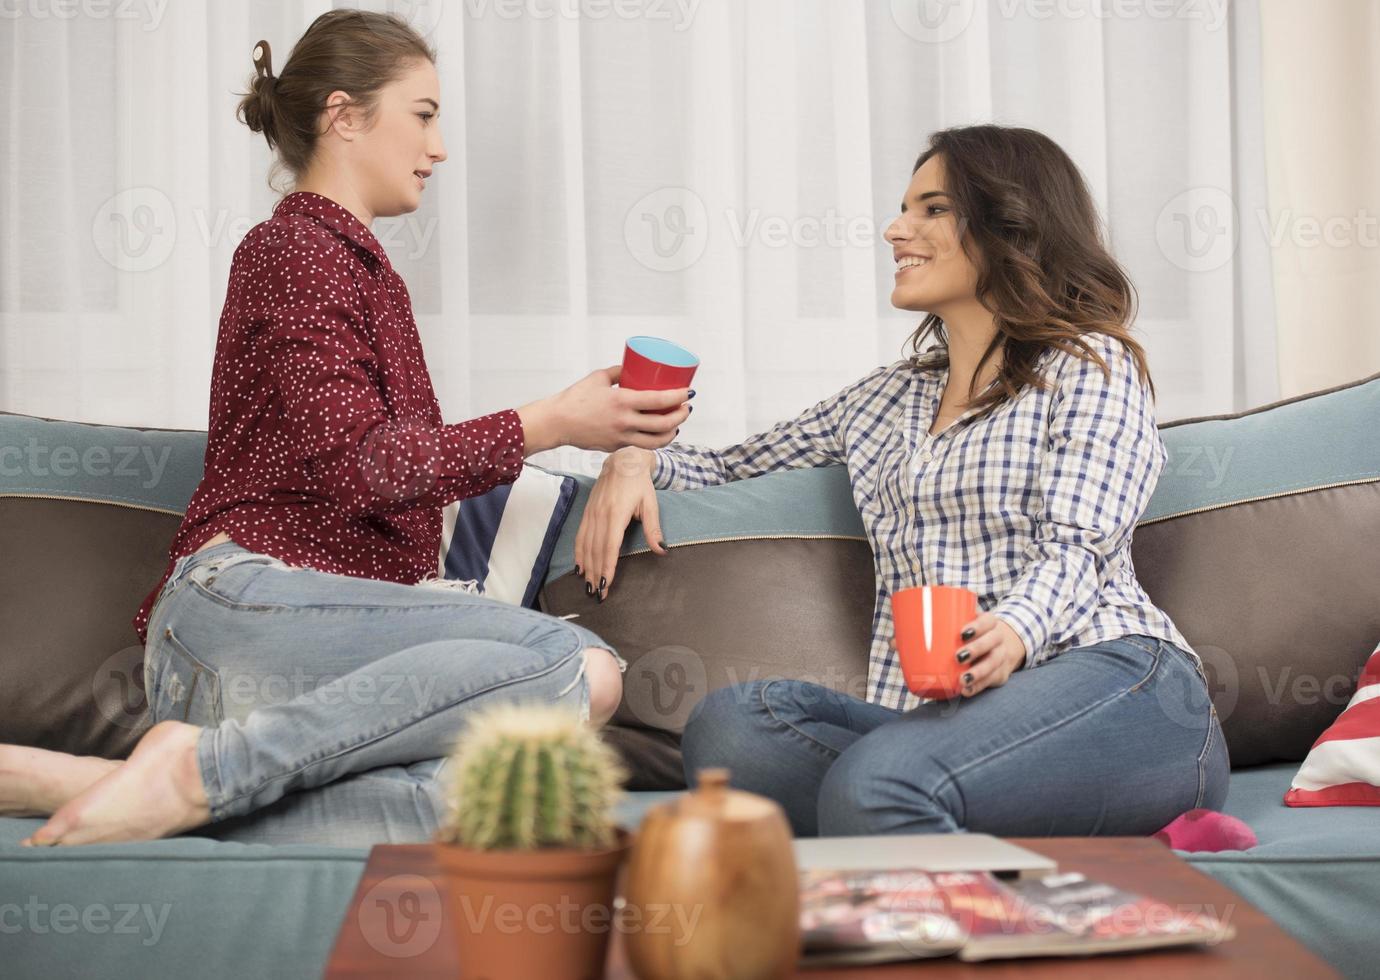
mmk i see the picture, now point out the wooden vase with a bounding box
[622,768,800,980]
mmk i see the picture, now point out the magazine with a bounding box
[799,867,1236,966]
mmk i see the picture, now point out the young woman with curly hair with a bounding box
[576,125,1228,838]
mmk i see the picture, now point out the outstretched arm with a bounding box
[650,364,891,490]
[257,262,525,518]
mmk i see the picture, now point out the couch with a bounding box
[3,369,1378,979]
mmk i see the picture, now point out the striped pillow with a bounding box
[436,465,577,608]
[1286,644,1380,807]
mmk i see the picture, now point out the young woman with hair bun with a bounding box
[5,10,687,847]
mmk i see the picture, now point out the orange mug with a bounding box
[892,585,979,699]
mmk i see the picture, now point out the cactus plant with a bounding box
[437,702,628,851]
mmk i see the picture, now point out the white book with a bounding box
[793,833,1058,881]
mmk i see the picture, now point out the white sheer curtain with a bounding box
[1,0,1276,476]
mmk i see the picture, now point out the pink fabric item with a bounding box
[1152,809,1258,853]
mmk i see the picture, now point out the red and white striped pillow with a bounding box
[1286,644,1380,807]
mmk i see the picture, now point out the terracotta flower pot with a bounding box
[434,827,633,980]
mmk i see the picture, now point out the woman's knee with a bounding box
[582,648,623,727]
[680,682,774,775]
[816,742,957,837]
[516,614,623,726]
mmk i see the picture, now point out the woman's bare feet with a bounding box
[20,721,211,846]
[0,745,120,817]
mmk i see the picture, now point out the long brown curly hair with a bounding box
[906,125,1154,415]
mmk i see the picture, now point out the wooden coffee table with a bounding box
[322,837,1335,978]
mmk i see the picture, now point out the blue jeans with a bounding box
[142,540,624,846]
[681,635,1229,838]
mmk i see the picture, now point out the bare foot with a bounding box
[21,721,211,847]
[0,745,120,817]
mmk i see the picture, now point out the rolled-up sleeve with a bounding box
[255,260,524,518]
[992,340,1165,665]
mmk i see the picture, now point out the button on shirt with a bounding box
[132,191,526,646]
[652,333,1195,711]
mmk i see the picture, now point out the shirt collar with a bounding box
[274,191,391,271]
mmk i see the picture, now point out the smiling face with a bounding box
[349,58,447,218]
[884,154,981,315]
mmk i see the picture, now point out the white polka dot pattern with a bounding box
[132,191,526,646]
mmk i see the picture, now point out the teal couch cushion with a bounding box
[0,823,368,980]
[1188,763,1379,980]
[1143,372,1380,523]
[0,794,673,979]
[0,411,206,514]
[1213,763,1377,859]
[544,465,866,578]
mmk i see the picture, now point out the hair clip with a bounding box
[252,40,274,81]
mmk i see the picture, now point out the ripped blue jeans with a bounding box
[142,540,624,846]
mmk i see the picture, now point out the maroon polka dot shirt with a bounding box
[133,191,526,646]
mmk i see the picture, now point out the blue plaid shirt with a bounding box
[652,333,1195,710]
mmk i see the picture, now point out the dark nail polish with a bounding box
[585,583,593,596]
[688,405,694,414]
[574,564,582,577]
[599,576,607,591]
[961,627,976,641]
[956,649,971,663]
[688,389,696,398]
[962,672,973,685]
